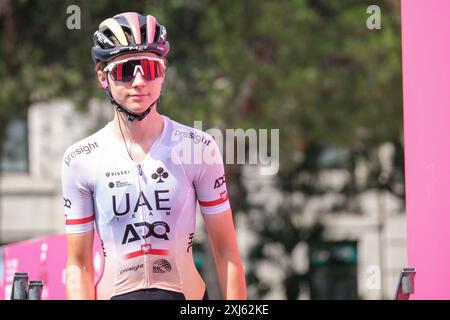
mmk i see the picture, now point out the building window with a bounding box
[0,117,28,173]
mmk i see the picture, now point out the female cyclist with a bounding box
[61,12,247,300]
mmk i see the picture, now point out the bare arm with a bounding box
[202,208,247,300]
[65,230,95,300]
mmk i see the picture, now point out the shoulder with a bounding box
[62,125,109,169]
[161,115,215,149]
[160,116,224,179]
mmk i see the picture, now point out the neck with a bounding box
[111,106,164,145]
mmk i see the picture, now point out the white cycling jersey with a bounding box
[61,115,230,300]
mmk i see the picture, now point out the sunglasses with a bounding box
[103,56,166,82]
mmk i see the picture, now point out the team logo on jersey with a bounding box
[153,259,172,273]
[119,263,144,275]
[151,167,169,183]
[108,180,132,189]
[173,129,212,146]
[105,170,131,178]
[187,232,194,253]
[122,221,170,244]
[113,191,171,216]
[63,198,72,209]
[214,174,226,189]
[65,142,99,167]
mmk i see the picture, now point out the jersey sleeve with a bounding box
[61,148,95,234]
[194,137,231,214]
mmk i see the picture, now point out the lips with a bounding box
[129,94,149,97]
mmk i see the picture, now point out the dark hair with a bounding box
[95,61,106,73]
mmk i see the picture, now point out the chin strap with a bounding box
[105,88,159,121]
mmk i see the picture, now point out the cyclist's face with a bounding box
[99,52,166,113]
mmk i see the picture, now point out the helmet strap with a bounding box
[104,78,160,122]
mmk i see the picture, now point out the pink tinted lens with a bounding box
[111,59,164,82]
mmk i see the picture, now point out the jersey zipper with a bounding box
[136,163,151,288]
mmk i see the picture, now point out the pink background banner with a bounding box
[0,233,103,300]
[402,0,450,299]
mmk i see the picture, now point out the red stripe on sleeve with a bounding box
[65,215,95,225]
[198,194,229,207]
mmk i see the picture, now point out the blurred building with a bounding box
[239,149,407,300]
[0,100,112,243]
[0,100,407,299]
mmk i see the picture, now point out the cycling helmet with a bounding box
[92,12,170,64]
[91,12,170,121]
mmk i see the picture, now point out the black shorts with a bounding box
[110,288,209,300]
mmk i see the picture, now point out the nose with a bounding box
[132,70,146,88]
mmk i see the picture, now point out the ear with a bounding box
[97,70,108,89]
[101,80,109,89]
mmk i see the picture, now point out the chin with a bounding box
[126,99,154,113]
[129,104,150,114]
